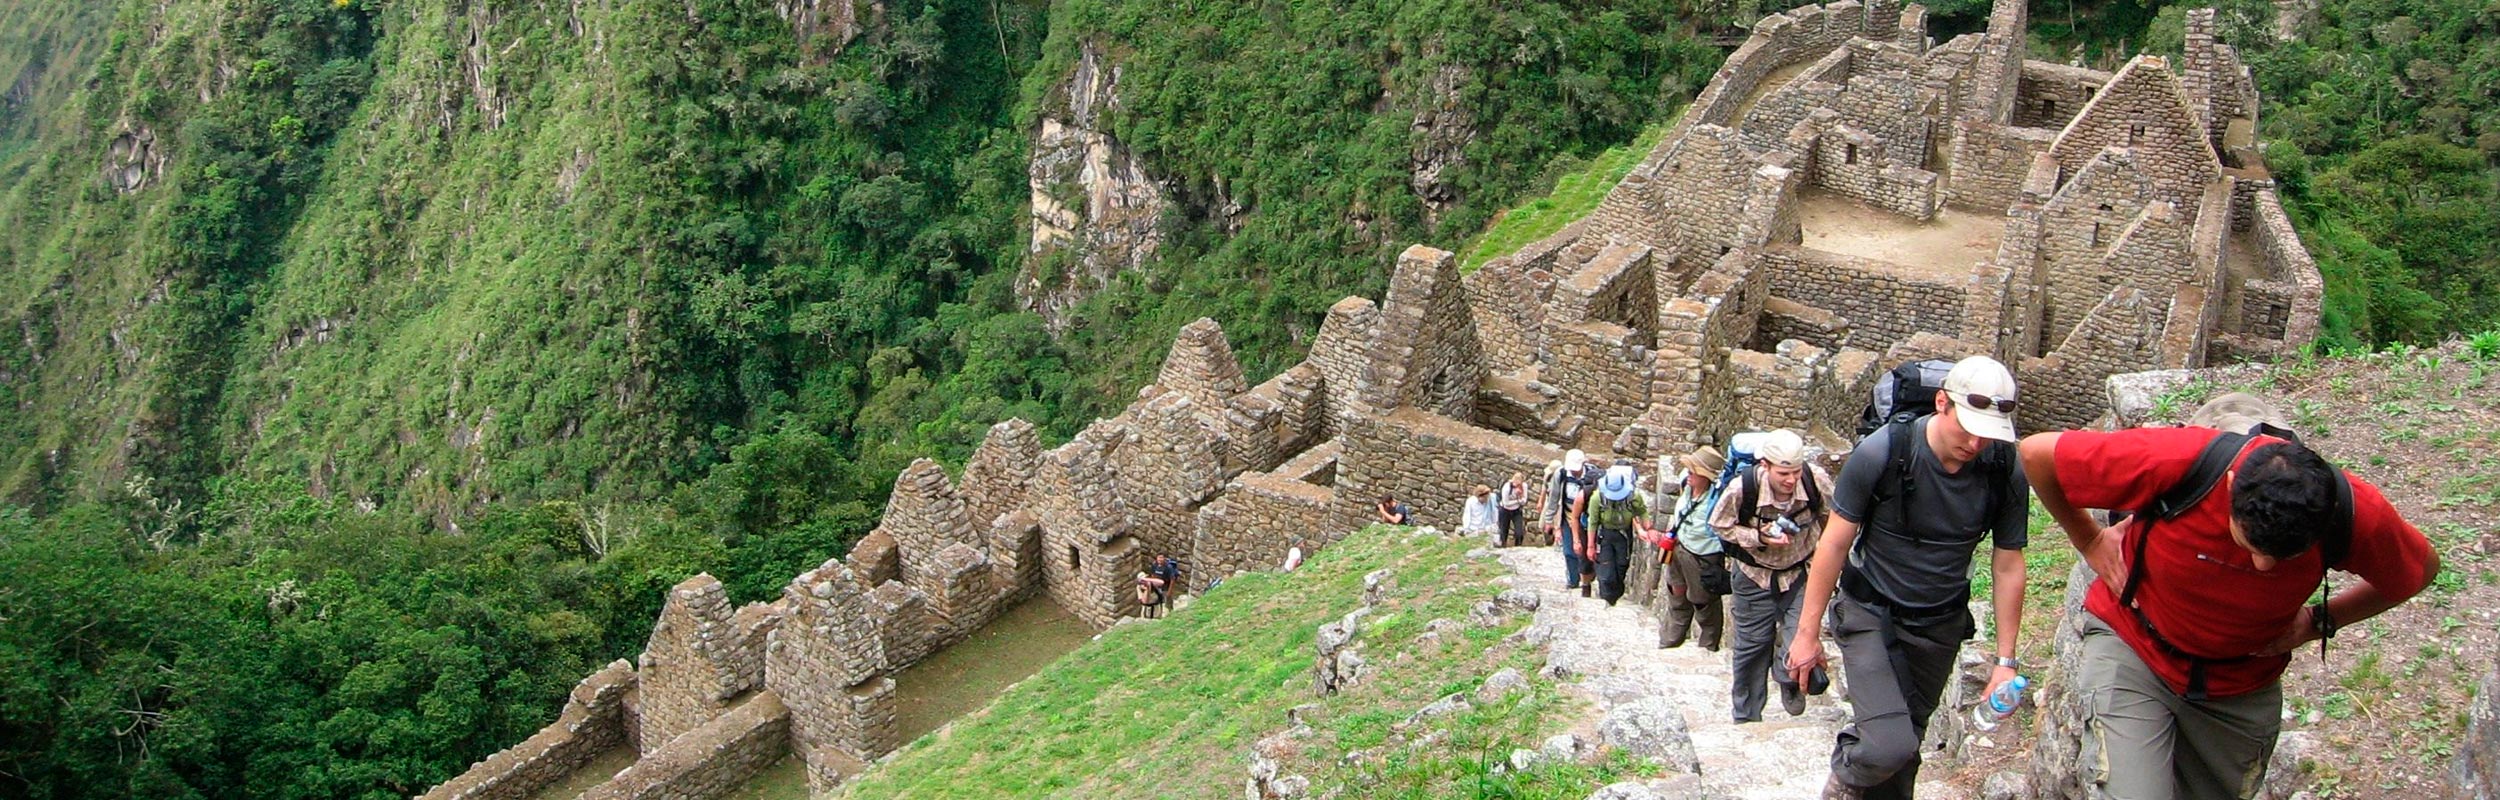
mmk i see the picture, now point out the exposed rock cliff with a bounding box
[1022,43,1167,331]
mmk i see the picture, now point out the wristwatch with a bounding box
[1992,655,2021,670]
[2309,601,2339,640]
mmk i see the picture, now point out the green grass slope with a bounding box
[838,527,1660,800]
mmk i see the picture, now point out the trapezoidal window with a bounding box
[2128,123,2148,144]
[1844,143,1859,165]
[2043,99,2057,118]
[1067,544,1082,572]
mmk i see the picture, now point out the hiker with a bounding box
[1152,554,1183,599]
[1547,449,1597,591]
[1715,428,1834,722]
[1498,471,1530,547]
[1460,484,1500,542]
[1587,464,1655,606]
[2018,392,2438,799]
[1786,355,2033,800]
[1135,570,1168,618]
[1650,445,1729,651]
[1376,494,1411,526]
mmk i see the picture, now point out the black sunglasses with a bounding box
[1960,393,2018,413]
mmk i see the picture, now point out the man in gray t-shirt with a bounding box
[1784,356,2033,800]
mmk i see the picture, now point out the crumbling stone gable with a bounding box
[960,419,1040,537]
[1653,125,1760,262]
[1364,245,1485,422]
[635,575,761,754]
[2180,9,2260,157]
[2016,62,2111,130]
[1226,363,1326,474]
[877,459,976,603]
[1311,296,1381,438]
[2047,56,2220,209]
[1116,392,1233,562]
[1152,317,1250,413]
[1464,256,1548,373]
[2036,148,2158,345]
[1961,0,2026,125]
[765,560,888,789]
[2023,285,2164,429]
[1033,421,1135,627]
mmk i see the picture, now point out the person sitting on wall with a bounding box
[1461,484,1501,543]
[1377,494,1412,526]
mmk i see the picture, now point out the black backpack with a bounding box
[1857,359,1956,439]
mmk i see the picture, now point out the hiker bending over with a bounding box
[1376,494,1411,526]
[2019,393,2437,800]
[1135,570,1168,618]
[1586,464,1655,606]
[1788,356,2032,800]
[1651,446,1729,651]
[1715,428,1833,723]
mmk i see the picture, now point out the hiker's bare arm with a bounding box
[2021,432,2129,593]
[1786,514,1860,686]
[1986,546,2025,693]
[2256,556,2440,655]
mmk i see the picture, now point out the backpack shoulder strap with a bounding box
[1878,420,1916,533]
[2120,431,2252,608]
[1738,466,1762,525]
[1802,465,1825,517]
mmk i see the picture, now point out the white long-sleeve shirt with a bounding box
[1461,494,1500,532]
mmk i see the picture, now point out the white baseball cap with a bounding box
[1564,449,1587,472]
[1943,355,2020,443]
[1758,429,1807,468]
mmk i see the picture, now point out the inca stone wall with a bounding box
[431,2,2327,797]
[417,663,635,800]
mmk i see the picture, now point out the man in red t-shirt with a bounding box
[2021,422,2439,799]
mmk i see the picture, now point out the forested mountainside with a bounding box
[0,0,1706,795]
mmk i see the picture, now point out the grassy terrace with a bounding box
[837,526,1660,799]
[1459,118,1676,273]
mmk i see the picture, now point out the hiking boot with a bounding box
[1822,773,1863,800]
[1781,682,1807,716]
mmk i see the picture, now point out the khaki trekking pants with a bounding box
[2077,616,2281,800]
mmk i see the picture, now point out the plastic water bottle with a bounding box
[1970,675,2030,732]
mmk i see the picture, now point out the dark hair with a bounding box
[2231,441,2339,559]
[1380,495,1396,505]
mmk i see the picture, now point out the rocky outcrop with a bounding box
[1408,63,1477,221]
[776,0,870,62]
[1023,43,1167,331]
[104,125,163,194]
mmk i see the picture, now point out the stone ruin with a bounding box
[420,2,2319,797]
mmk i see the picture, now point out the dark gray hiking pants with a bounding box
[1828,590,1969,800]
[1729,566,1805,722]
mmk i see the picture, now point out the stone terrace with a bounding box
[422,2,2321,798]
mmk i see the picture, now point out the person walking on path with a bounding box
[1587,464,1655,606]
[1786,356,2033,800]
[2016,395,2438,799]
[1498,471,1530,547]
[1548,449,1596,591]
[1651,445,1730,650]
[1718,428,1835,723]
